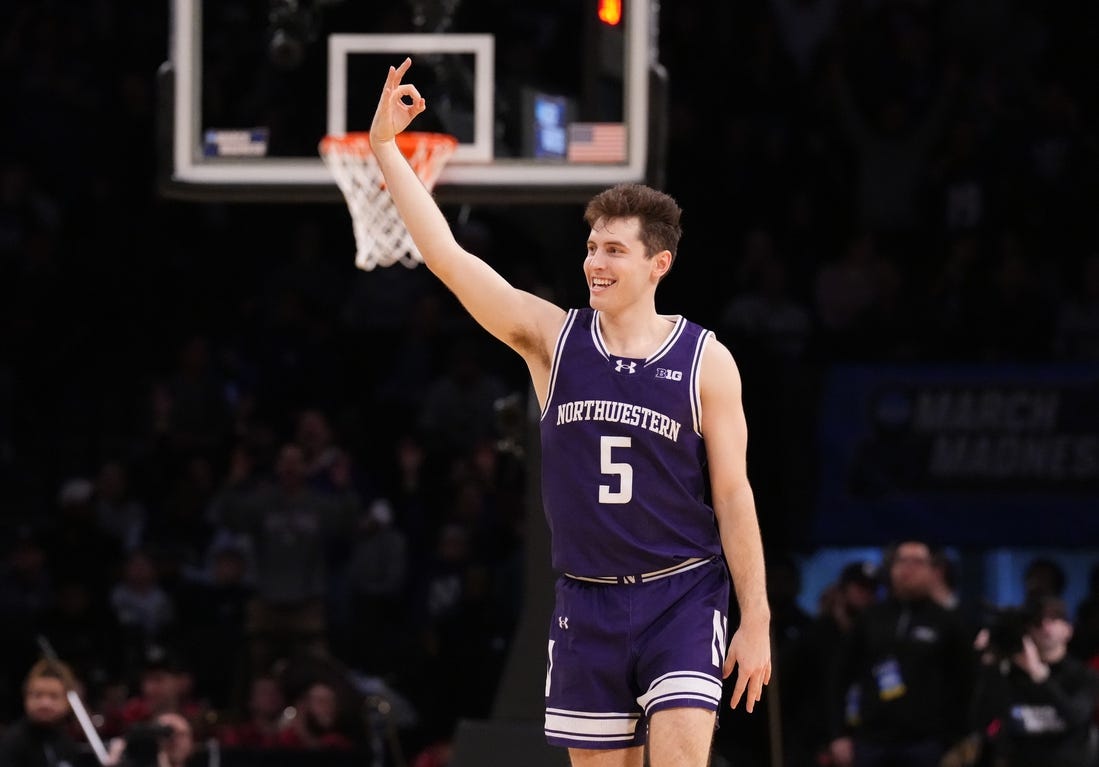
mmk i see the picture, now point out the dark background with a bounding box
[5,0,1096,545]
[1,0,1098,764]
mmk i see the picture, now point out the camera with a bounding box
[122,722,175,766]
[983,606,1031,658]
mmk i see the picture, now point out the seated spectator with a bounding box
[416,337,509,463]
[43,477,123,601]
[212,441,361,676]
[104,645,207,741]
[143,455,217,575]
[276,680,357,750]
[0,526,53,625]
[110,549,177,668]
[719,231,811,364]
[218,673,286,750]
[175,539,254,710]
[294,408,349,490]
[162,334,232,460]
[0,658,84,767]
[813,230,892,358]
[94,458,147,553]
[406,521,502,735]
[344,498,409,676]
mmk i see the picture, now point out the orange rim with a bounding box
[319,131,458,159]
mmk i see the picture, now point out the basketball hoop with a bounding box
[319,131,458,271]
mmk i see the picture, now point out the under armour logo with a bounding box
[558,616,569,629]
[615,360,637,374]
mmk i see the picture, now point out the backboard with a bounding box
[159,0,667,204]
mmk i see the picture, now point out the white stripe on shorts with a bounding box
[545,708,641,743]
[636,671,723,714]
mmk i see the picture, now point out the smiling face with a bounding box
[584,216,669,312]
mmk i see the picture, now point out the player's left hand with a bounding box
[723,622,772,713]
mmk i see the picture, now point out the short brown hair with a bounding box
[25,658,77,694]
[584,183,683,264]
[1026,594,1069,625]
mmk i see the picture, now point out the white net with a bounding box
[320,132,458,271]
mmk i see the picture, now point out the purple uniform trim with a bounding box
[544,557,730,749]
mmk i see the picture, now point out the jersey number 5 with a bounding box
[599,435,633,504]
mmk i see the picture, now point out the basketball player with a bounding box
[370,58,771,767]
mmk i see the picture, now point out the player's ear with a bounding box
[651,249,673,280]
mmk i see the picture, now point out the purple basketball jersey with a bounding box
[539,308,721,577]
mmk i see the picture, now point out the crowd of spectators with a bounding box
[3,526,1098,766]
[711,546,1099,767]
[2,0,1098,764]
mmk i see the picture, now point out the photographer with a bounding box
[971,595,1099,767]
[112,712,196,767]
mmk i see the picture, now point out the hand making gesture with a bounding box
[370,57,425,147]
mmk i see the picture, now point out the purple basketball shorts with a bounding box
[543,557,730,749]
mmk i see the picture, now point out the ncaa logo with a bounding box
[614,360,637,374]
[655,368,683,381]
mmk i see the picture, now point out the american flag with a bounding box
[567,123,627,163]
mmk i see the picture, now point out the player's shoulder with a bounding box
[696,335,744,404]
[699,331,739,370]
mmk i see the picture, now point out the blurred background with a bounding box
[1,1,1097,765]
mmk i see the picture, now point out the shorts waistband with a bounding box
[565,556,714,585]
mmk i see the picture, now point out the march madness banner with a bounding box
[815,364,1099,546]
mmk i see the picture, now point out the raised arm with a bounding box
[699,337,772,712]
[368,58,565,390]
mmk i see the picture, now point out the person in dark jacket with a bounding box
[0,658,88,767]
[970,595,1099,767]
[786,560,880,766]
[827,539,974,767]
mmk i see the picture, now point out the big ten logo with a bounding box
[655,368,683,381]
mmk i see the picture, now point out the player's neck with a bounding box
[596,307,677,359]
